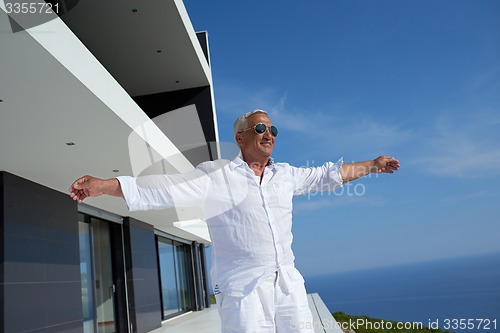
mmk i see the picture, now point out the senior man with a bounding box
[70,109,400,333]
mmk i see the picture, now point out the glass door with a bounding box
[158,239,179,317]
[175,242,190,312]
[157,237,193,319]
[79,214,118,333]
[79,214,96,333]
[91,217,117,333]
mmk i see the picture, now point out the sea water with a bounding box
[304,252,500,333]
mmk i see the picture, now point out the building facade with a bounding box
[1,0,218,332]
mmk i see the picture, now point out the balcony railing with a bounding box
[151,293,344,333]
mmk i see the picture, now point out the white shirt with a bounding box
[117,155,343,297]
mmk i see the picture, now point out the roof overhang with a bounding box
[0,0,215,243]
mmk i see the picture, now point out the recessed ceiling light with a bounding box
[157,50,162,53]
[132,9,138,12]
[66,142,75,146]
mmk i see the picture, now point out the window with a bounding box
[157,237,192,318]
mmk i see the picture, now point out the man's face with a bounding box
[235,113,276,161]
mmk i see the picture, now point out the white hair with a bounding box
[233,109,268,135]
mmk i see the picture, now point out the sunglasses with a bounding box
[241,123,279,137]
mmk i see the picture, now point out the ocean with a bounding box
[304,252,500,333]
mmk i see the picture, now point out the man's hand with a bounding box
[372,156,400,174]
[69,176,123,203]
[341,156,400,182]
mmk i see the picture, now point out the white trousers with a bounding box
[215,272,315,333]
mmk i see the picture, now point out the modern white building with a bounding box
[0,0,218,332]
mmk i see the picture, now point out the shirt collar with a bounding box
[229,153,275,171]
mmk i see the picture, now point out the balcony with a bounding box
[151,293,344,333]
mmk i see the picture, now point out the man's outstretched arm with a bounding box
[69,176,124,203]
[340,155,400,183]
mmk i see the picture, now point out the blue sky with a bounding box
[184,0,500,276]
